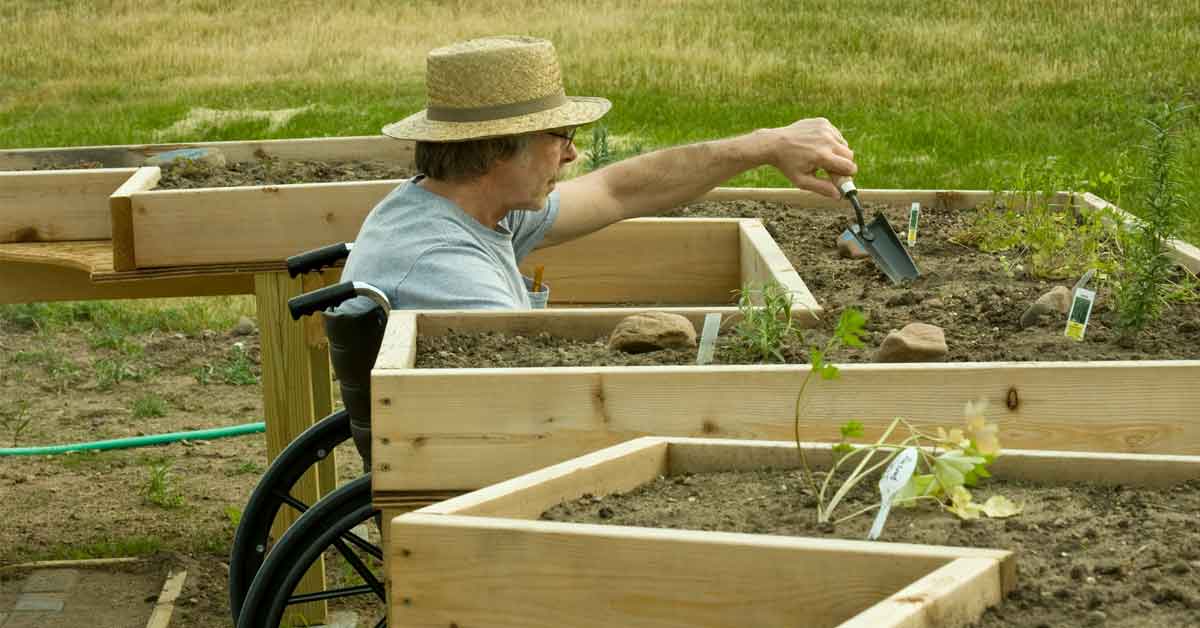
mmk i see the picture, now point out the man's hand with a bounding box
[763,118,857,198]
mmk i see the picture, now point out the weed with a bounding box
[94,355,151,390]
[30,536,164,561]
[729,281,801,363]
[225,505,243,527]
[144,460,186,509]
[10,348,81,391]
[195,342,258,385]
[131,394,169,419]
[1113,103,1192,337]
[586,123,612,171]
[0,399,33,447]
[225,460,264,476]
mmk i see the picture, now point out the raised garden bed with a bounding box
[391,436,1200,628]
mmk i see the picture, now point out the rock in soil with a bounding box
[874,322,948,362]
[608,311,697,353]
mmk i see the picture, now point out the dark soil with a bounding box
[417,200,1200,368]
[26,155,413,189]
[543,470,1200,628]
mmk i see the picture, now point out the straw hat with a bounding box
[383,36,611,142]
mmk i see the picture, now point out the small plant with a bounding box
[225,460,264,476]
[0,399,34,447]
[729,281,801,363]
[792,310,1019,530]
[195,342,258,385]
[131,394,169,419]
[225,505,243,527]
[144,460,186,509]
[94,355,150,390]
[1113,103,1192,337]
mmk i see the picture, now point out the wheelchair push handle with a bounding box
[287,282,391,321]
[287,242,352,278]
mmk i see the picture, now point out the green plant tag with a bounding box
[696,313,722,365]
[1065,287,1096,341]
[907,202,920,247]
[868,446,919,540]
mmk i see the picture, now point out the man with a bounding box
[328,35,857,465]
[338,34,856,314]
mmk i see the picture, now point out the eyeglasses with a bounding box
[544,127,578,145]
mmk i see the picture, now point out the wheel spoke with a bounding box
[273,489,311,515]
[339,519,383,560]
[332,537,385,598]
[287,584,375,604]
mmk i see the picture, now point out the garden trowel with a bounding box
[836,178,920,285]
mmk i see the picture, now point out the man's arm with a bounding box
[544,118,856,247]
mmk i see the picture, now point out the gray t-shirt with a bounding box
[333,176,558,315]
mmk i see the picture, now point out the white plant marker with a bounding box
[907,202,920,247]
[868,446,919,540]
[695,313,722,365]
[1065,287,1097,341]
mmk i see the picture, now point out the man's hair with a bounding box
[415,135,532,181]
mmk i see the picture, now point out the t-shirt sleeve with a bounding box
[506,190,560,262]
[392,245,516,309]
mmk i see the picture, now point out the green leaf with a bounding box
[831,442,853,454]
[809,348,825,370]
[834,308,868,348]
[819,363,840,380]
[893,473,935,507]
[840,420,865,439]
[932,450,984,494]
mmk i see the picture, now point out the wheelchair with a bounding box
[230,242,392,627]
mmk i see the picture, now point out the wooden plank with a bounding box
[0,259,251,304]
[0,135,414,170]
[415,438,669,518]
[374,312,418,370]
[521,218,741,305]
[144,570,188,628]
[0,168,138,242]
[253,271,328,624]
[130,180,398,267]
[109,166,162,271]
[663,438,1200,488]
[371,360,1200,491]
[841,558,1004,628]
[413,308,802,341]
[699,187,1000,210]
[391,512,1007,628]
[737,218,822,321]
[1082,192,1200,274]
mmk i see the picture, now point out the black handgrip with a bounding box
[288,283,358,320]
[286,243,351,278]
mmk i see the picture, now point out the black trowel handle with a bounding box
[834,176,870,237]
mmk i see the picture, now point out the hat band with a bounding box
[425,92,568,123]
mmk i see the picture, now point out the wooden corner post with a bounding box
[254,270,337,624]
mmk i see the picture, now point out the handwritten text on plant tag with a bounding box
[868,446,919,541]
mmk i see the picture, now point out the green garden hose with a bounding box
[0,422,265,456]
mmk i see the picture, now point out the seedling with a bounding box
[792,310,1020,533]
[144,460,185,509]
[131,394,169,419]
[0,399,33,447]
[729,281,801,363]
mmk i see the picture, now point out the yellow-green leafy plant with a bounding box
[793,311,1020,526]
[729,281,802,363]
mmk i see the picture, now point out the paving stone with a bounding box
[14,592,65,611]
[21,569,80,593]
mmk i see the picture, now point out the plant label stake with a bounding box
[695,313,722,365]
[1065,287,1096,341]
[868,446,919,540]
[907,202,920,247]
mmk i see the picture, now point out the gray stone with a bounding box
[608,312,697,354]
[836,234,870,259]
[1020,285,1072,329]
[874,323,947,363]
[14,593,64,612]
[21,569,79,593]
[231,316,257,336]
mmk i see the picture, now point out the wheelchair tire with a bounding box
[228,408,353,623]
[236,474,384,628]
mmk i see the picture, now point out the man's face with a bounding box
[496,127,578,211]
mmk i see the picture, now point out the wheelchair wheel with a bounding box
[236,475,385,628]
[228,408,353,623]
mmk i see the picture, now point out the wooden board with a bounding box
[0,257,251,304]
[0,168,139,242]
[109,166,163,271]
[391,437,1040,628]
[0,135,414,170]
[520,218,741,305]
[371,356,1200,492]
[738,219,821,320]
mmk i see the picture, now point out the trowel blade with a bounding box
[852,214,920,285]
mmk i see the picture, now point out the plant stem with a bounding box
[819,418,904,523]
[832,495,944,526]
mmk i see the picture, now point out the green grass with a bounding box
[1,1,1197,241]
[26,536,165,561]
[131,394,169,419]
